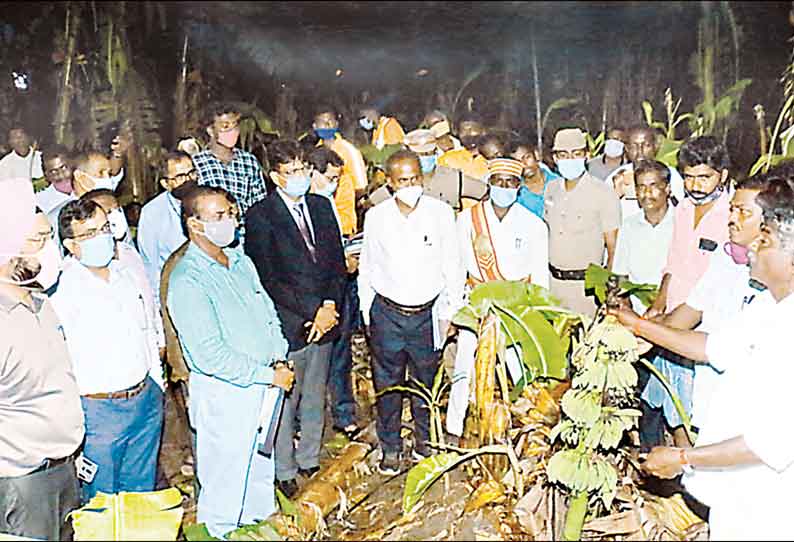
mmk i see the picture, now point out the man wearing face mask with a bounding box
[359,106,405,151]
[46,150,124,244]
[193,103,267,222]
[605,126,685,219]
[0,178,84,541]
[446,158,549,439]
[307,146,362,437]
[640,136,733,448]
[508,138,561,220]
[50,199,164,501]
[358,150,464,474]
[167,186,294,537]
[36,144,74,215]
[138,151,193,299]
[312,106,368,236]
[544,128,622,316]
[244,140,347,497]
[83,188,166,364]
[437,116,489,181]
[586,127,627,181]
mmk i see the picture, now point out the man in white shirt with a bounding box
[606,126,685,219]
[358,150,464,474]
[36,144,74,215]
[50,198,164,501]
[138,151,193,299]
[0,125,43,181]
[612,159,675,313]
[446,158,549,438]
[609,163,794,540]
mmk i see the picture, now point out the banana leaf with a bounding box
[403,452,460,514]
[183,524,219,541]
[654,138,684,168]
[69,488,183,541]
[584,264,658,308]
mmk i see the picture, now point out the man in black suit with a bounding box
[244,140,347,498]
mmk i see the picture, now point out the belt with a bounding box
[83,378,147,400]
[28,452,77,476]
[377,294,436,316]
[549,264,587,281]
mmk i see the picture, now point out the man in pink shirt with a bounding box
[641,137,732,448]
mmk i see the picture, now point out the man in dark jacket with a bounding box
[244,140,347,497]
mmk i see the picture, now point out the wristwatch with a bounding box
[679,448,694,474]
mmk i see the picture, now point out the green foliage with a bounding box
[453,281,578,383]
[403,452,460,514]
[585,131,605,156]
[690,78,752,138]
[225,521,283,541]
[584,264,658,309]
[183,523,219,541]
[749,95,794,176]
[542,97,580,133]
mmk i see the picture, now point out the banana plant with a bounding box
[546,316,641,541]
[585,130,606,157]
[584,264,658,309]
[642,88,695,168]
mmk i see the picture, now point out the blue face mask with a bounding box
[556,158,587,180]
[489,185,519,208]
[419,154,437,174]
[316,180,338,198]
[314,128,339,140]
[282,173,312,198]
[77,233,115,268]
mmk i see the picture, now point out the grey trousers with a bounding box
[275,341,332,481]
[0,459,80,541]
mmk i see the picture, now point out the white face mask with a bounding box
[0,239,63,291]
[107,208,129,241]
[603,139,625,158]
[395,185,423,208]
[83,172,114,191]
[196,217,237,248]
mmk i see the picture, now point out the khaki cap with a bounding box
[553,128,587,151]
[403,129,437,153]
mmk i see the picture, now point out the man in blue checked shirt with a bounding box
[167,185,294,538]
[193,102,268,221]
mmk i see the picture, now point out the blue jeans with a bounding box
[369,295,438,455]
[328,274,359,428]
[80,377,164,502]
[641,352,694,429]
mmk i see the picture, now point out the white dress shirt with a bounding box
[683,293,794,540]
[358,195,464,327]
[276,188,315,239]
[612,207,674,313]
[138,190,187,300]
[49,256,161,395]
[457,200,549,289]
[36,184,73,215]
[686,249,774,427]
[0,149,43,181]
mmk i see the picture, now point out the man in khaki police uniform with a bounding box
[544,128,621,316]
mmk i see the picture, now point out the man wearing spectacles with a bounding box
[138,150,194,304]
[0,179,84,541]
[49,199,164,502]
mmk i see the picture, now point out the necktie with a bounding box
[294,203,316,261]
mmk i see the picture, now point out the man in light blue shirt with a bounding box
[138,151,192,299]
[167,185,293,538]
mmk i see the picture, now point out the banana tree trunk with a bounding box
[54,2,81,147]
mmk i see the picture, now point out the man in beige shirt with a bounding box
[0,178,84,541]
[544,128,621,316]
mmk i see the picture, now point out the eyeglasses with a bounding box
[71,221,111,242]
[281,164,312,176]
[166,169,198,184]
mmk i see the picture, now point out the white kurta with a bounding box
[446,200,549,436]
[684,293,794,540]
[0,149,43,181]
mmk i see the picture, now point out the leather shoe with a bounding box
[298,466,320,478]
[276,478,298,499]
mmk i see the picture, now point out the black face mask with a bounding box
[171,180,198,200]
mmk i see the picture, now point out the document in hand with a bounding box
[256,385,284,457]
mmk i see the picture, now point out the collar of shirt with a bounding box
[185,241,244,270]
[0,290,45,314]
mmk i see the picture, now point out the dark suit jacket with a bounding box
[244,192,347,351]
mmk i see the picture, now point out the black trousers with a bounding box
[369,295,438,455]
[0,459,80,541]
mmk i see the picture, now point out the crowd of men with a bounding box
[2,101,794,540]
